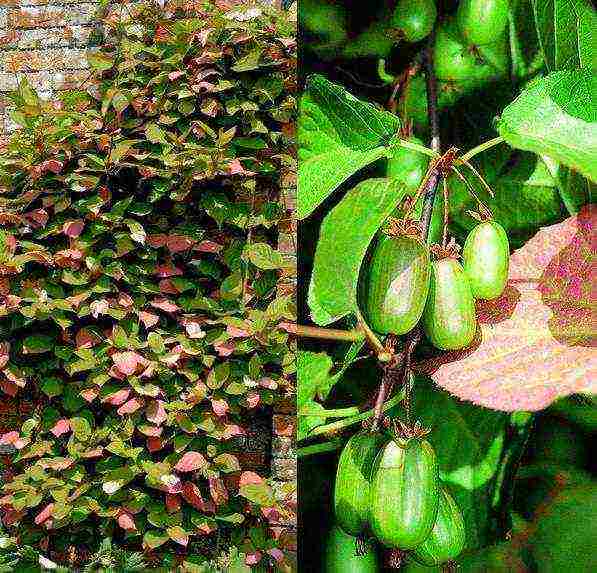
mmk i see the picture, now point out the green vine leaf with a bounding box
[498,70,597,182]
[308,178,407,325]
[531,0,597,71]
[298,74,400,219]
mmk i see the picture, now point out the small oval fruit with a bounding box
[413,487,466,566]
[386,138,429,191]
[423,257,477,350]
[325,525,379,573]
[433,21,508,84]
[391,0,437,43]
[456,0,509,46]
[334,432,387,536]
[462,221,509,299]
[370,438,440,549]
[363,234,431,335]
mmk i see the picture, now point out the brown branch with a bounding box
[280,322,365,343]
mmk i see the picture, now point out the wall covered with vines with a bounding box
[0,0,296,570]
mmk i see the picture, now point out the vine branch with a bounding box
[370,34,442,432]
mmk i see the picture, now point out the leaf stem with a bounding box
[393,138,439,159]
[279,322,365,343]
[541,155,578,216]
[297,439,344,458]
[300,405,361,418]
[300,390,405,441]
[459,136,505,163]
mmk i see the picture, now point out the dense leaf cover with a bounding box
[0,0,296,569]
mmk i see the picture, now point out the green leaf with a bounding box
[87,51,114,71]
[22,335,54,354]
[41,377,63,398]
[143,530,169,549]
[70,416,92,441]
[244,242,284,269]
[531,0,597,71]
[297,351,333,441]
[498,70,597,182]
[308,178,407,325]
[449,150,567,248]
[232,48,263,72]
[239,481,275,506]
[298,74,400,219]
[146,122,168,144]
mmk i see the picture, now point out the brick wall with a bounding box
[0,0,297,549]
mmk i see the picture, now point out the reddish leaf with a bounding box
[175,451,208,472]
[239,471,264,488]
[168,70,185,81]
[147,234,167,248]
[50,419,71,438]
[80,388,99,403]
[214,340,235,357]
[112,351,147,376]
[103,388,130,406]
[419,206,597,411]
[63,220,84,238]
[165,494,181,513]
[245,551,262,566]
[268,548,285,563]
[147,437,164,452]
[35,503,54,525]
[117,397,144,415]
[181,481,215,513]
[246,391,260,408]
[166,234,194,253]
[226,325,249,338]
[117,511,137,531]
[146,399,167,425]
[138,311,160,329]
[150,298,180,313]
[23,209,49,228]
[211,398,229,417]
[75,328,99,349]
[155,262,183,278]
[41,159,63,174]
[208,476,228,505]
[195,240,223,253]
[0,342,9,369]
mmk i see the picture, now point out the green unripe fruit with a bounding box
[301,0,348,46]
[325,525,379,573]
[413,487,466,566]
[433,21,508,84]
[456,0,509,46]
[423,257,477,350]
[370,438,440,549]
[334,432,387,536]
[363,234,431,335]
[391,0,437,43]
[342,20,396,59]
[462,221,509,299]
